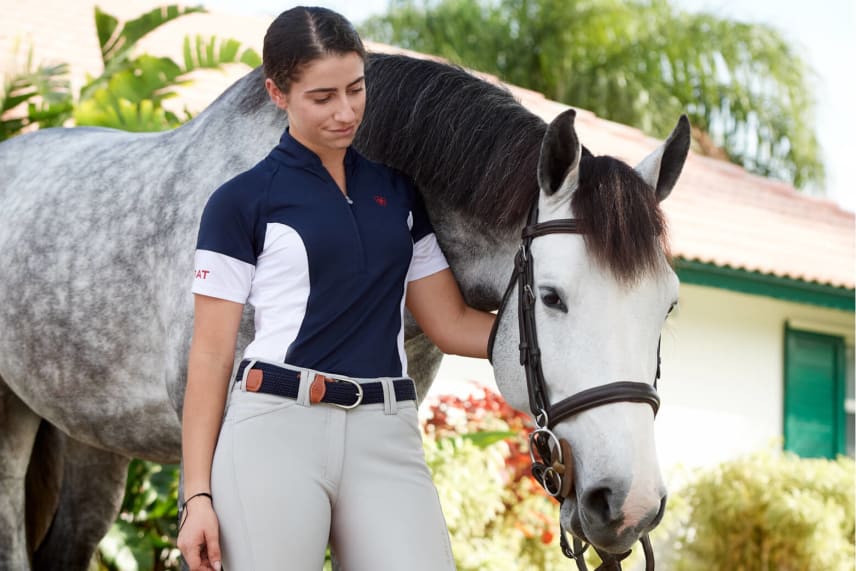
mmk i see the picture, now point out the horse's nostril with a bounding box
[581,485,621,527]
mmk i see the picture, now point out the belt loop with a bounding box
[296,369,314,407]
[238,360,256,392]
[381,378,397,415]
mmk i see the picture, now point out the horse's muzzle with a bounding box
[562,492,667,554]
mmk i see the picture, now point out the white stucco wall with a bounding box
[656,284,853,468]
[428,283,854,470]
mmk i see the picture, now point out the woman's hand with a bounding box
[177,496,222,570]
[406,268,495,358]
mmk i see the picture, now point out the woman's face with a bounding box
[267,52,366,161]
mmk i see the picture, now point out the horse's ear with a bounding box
[634,115,691,202]
[538,109,581,196]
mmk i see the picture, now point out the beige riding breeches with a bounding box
[210,380,456,571]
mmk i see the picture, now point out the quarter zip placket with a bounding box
[321,168,366,272]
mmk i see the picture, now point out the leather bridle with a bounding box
[487,203,662,571]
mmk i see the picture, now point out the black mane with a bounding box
[573,156,670,283]
[355,53,546,228]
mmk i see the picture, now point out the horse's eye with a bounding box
[666,302,678,317]
[540,288,568,313]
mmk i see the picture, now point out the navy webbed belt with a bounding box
[235,360,416,409]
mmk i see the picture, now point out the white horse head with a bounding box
[491,109,690,553]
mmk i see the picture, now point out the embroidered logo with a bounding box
[373,195,387,207]
[195,269,210,279]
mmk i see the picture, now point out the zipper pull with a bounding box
[345,195,353,205]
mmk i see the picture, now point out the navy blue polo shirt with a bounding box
[192,130,448,378]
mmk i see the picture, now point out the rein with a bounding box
[487,204,661,571]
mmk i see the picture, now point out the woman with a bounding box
[177,6,494,570]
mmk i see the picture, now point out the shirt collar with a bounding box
[270,128,358,171]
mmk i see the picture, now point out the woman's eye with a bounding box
[348,87,364,95]
[540,288,567,312]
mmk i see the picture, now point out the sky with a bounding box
[201,0,856,212]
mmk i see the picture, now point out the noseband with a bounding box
[487,204,662,571]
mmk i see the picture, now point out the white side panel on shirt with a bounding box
[243,223,311,362]
[396,280,409,377]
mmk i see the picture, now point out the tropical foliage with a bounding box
[0,42,73,140]
[0,5,261,139]
[361,0,824,190]
[75,5,260,131]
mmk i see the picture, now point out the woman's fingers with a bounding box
[204,527,222,570]
[178,503,221,570]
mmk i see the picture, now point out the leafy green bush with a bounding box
[662,450,855,571]
[96,460,181,571]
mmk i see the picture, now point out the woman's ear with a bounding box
[264,78,289,111]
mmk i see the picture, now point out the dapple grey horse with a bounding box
[0,53,689,569]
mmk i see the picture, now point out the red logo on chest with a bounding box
[373,195,387,207]
[195,269,210,279]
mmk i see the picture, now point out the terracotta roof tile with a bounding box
[2,0,852,289]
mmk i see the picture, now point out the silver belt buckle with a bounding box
[331,377,364,409]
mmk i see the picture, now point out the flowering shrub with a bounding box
[421,387,569,570]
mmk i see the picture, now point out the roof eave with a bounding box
[675,259,855,312]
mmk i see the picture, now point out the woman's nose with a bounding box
[333,97,356,123]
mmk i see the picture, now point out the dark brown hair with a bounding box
[263,6,366,93]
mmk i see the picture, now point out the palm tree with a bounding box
[1,5,261,139]
[361,0,823,189]
[1,42,73,140]
[75,5,261,131]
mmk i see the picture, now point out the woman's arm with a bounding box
[182,294,244,497]
[406,268,495,358]
[178,294,243,570]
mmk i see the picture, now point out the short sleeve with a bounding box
[406,180,449,282]
[408,233,449,282]
[191,177,263,303]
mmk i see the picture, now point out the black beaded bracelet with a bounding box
[178,492,212,532]
[181,491,212,510]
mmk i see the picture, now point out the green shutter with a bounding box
[784,328,846,458]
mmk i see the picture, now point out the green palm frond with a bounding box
[1,43,73,141]
[182,35,262,72]
[84,4,206,101]
[76,6,260,132]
